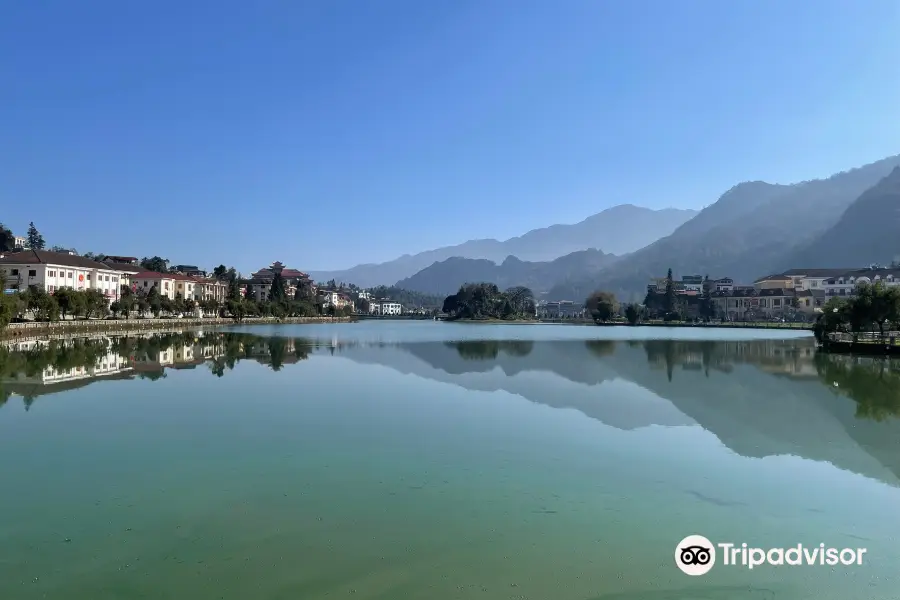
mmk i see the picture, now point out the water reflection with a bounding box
[3,332,900,487]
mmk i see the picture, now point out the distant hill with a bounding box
[308,205,696,287]
[547,154,900,301]
[781,166,900,269]
[395,249,619,298]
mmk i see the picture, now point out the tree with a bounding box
[505,286,535,316]
[81,289,108,319]
[859,282,900,337]
[26,222,46,250]
[53,287,80,320]
[268,270,287,302]
[118,285,135,319]
[146,285,162,317]
[161,296,175,316]
[664,268,677,314]
[0,223,15,252]
[140,256,169,273]
[24,286,58,321]
[226,268,241,301]
[442,294,459,315]
[624,303,641,325]
[585,290,619,323]
[357,297,370,313]
[0,293,19,329]
[213,265,228,280]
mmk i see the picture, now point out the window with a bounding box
[48,270,55,277]
[805,299,810,307]
[49,285,55,292]
[144,281,148,287]
[28,269,36,277]
[105,275,110,281]
[11,269,18,276]
[68,272,73,279]
[87,275,91,281]
[164,282,169,290]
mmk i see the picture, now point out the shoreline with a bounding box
[0,316,356,342]
[447,318,813,330]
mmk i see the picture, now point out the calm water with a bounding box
[1,322,899,599]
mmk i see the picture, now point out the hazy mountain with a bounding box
[781,166,900,269]
[308,205,696,287]
[395,248,618,297]
[547,154,900,301]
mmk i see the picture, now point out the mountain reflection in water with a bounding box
[2,330,900,486]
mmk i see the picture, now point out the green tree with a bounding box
[505,286,535,316]
[268,271,287,302]
[118,285,135,319]
[0,223,15,252]
[53,287,80,319]
[624,303,641,325]
[586,290,619,323]
[213,265,228,280]
[161,296,175,316]
[146,285,162,317]
[140,256,169,273]
[82,289,108,319]
[664,268,676,314]
[0,293,18,329]
[26,222,46,250]
[24,286,58,321]
[859,282,900,337]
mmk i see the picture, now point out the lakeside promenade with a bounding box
[0,316,356,342]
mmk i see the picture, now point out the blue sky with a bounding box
[2,1,899,273]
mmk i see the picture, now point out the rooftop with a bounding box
[0,250,114,270]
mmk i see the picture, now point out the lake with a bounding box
[1,322,899,599]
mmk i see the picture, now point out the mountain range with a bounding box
[314,153,900,299]
[781,165,900,270]
[308,205,697,288]
[394,248,618,297]
[547,154,900,300]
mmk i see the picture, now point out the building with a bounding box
[131,271,178,299]
[320,290,355,311]
[101,261,141,290]
[13,235,26,249]
[681,275,704,294]
[823,268,900,298]
[369,300,401,316]
[173,265,206,277]
[245,261,313,302]
[537,301,584,318]
[192,277,227,303]
[0,250,128,299]
[754,269,859,292]
[105,256,139,265]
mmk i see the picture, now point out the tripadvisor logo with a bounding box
[674,535,867,576]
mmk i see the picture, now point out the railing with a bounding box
[826,331,900,345]
[0,315,355,340]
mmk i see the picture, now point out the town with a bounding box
[2,222,899,330]
[0,223,430,325]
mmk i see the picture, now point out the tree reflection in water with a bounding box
[815,353,900,422]
[447,340,534,360]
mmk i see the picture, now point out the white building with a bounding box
[824,268,900,299]
[131,272,179,299]
[0,250,127,299]
[369,301,403,317]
